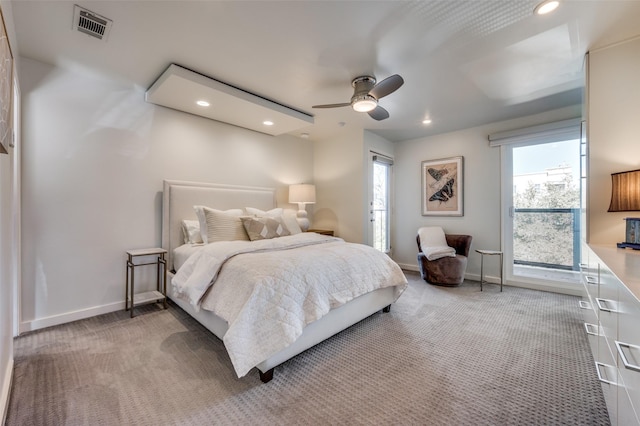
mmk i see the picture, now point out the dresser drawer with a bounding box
[584,322,601,359]
[597,333,619,424]
[597,265,619,354]
[616,284,640,420]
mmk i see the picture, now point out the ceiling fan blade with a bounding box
[369,74,404,99]
[312,102,351,109]
[368,105,390,121]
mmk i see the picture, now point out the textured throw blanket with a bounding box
[418,226,456,260]
[172,233,407,377]
[421,246,456,261]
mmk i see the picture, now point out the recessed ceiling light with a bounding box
[422,119,432,125]
[534,0,559,15]
[300,133,310,139]
[196,100,210,107]
[263,120,274,126]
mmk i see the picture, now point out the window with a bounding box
[369,153,393,253]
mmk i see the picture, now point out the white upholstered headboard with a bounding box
[162,180,276,271]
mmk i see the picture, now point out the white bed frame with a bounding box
[162,179,397,382]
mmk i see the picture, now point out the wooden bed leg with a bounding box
[382,304,391,313]
[259,368,274,383]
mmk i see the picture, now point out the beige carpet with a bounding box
[7,272,610,425]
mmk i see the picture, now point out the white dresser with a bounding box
[580,244,640,425]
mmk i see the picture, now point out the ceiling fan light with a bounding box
[352,95,377,112]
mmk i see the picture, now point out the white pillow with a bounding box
[245,207,302,235]
[245,207,284,217]
[181,219,203,244]
[194,206,247,244]
[281,209,302,234]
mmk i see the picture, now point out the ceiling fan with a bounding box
[312,74,404,121]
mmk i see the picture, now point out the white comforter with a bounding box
[172,233,407,377]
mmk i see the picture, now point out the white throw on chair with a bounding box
[416,226,472,286]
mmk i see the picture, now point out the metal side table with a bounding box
[476,249,503,292]
[125,248,167,317]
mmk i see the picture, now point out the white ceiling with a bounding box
[7,0,640,142]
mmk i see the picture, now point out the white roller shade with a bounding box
[488,118,582,147]
[373,154,394,165]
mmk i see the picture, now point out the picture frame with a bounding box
[421,156,463,216]
[0,5,13,154]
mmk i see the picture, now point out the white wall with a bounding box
[19,57,314,331]
[313,127,364,243]
[393,106,581,281]
[588,36,640,244]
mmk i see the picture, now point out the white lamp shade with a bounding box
[289,184,316,204]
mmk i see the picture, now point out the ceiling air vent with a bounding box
[73,5,112,41]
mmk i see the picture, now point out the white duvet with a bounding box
[172,232,407,377]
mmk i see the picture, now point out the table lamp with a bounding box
[608,169,640,249]
[289,184,316,232]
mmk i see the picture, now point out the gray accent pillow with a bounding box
[241,216,291,241]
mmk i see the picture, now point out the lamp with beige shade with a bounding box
[289,184,316,232]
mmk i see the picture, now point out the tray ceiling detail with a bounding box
[145,64,314,136]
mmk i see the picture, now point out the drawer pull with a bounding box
[585,275,598,285]
[595,362,617,385]
[595,298,616,312]
[584,323,600,336]
[579,300,591,310]
[615,341,640,372]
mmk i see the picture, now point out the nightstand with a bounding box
[308,229,334,236]
[125,248,168,318]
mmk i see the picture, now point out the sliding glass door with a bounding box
[495,120,583,290]
[504,139,580,283]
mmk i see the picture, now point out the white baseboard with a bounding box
[20,301,125,334]
[399,263,579,296]
[398,263,419,272]
[505,280,580,296]
[1,357,13,425]
[18,264,580,334]
[399,263,498,284]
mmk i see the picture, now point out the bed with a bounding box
[162,179,407,382]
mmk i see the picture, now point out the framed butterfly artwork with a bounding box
[421,156,463,216]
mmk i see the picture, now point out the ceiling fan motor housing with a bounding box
[351,76,378,111]
[311,74,402,120]
[352,76,377,97]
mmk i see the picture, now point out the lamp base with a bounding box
[617,242,640,250]
[296,209,310,232]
